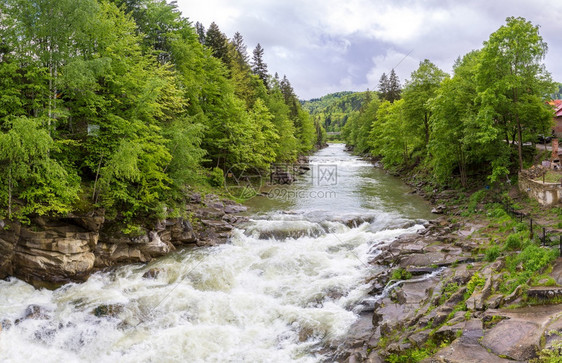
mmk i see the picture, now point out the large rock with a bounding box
[0,196,246,287]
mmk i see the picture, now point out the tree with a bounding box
[195,22,206,45]
[477,16,554,173]
[378,73,389,101]
[429,51,480,187]
[206,22,229,64]
[402,60,448,150]
[370,100,409,166]
[231,32,249,66]
[0,117,79,219]
[252,43,269,88]
[388,69,402,102]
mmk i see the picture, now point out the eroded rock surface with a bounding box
[0,194,247,287]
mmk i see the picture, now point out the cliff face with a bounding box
[0,194,247,288]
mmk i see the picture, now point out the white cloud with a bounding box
[176,0,562,99]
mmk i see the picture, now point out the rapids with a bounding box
[0,144,432,362]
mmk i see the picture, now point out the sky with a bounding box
[175,0,562,100]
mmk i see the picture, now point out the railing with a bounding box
[498,198,562,256]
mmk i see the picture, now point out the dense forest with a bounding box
[343,17,556,188]
[302,91,367,132]
[0,0,325,226]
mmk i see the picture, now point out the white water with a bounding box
[0,144,432,362]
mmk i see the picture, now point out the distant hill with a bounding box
[301,91,371,132]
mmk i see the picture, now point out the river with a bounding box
[0,144,432,362]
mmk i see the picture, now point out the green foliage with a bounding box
[466,189,487,213]
[209,167,224,188]
[485,244,501,262]
[0,117,80,219]
[501,243,558,293]
[439,282,460,305]
[391,267,412,281]
[0,0,319,226]
[465,272,486,299]
[338,17,554,187]
[302,91,368,132]
[504,233,523,251]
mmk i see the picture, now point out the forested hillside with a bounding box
[0,0,325,225]
[302,92,369,132]
[344,17,556,188]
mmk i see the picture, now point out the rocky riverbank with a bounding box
[0,193,247,288]
[330,213,562,362]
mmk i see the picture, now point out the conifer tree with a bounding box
[195,22,206,45]
[206,22,229,64]
[388,69,402,102]
[252,43,268,88]
[378,73,389,101]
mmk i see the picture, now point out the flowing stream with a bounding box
[0,144,432,362]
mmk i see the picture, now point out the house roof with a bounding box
[549,100,562,117]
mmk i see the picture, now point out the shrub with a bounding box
[209,167,224,187]
[485,245,501,262]
[504,233,522,251]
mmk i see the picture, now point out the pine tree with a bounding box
[388,69,402,102]
[195,22,206,45]
[205,22,229,64]
[378,73,389,101]
[252,43,268,88]
[231,32,249,66]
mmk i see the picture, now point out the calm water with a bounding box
[0,144,432,362]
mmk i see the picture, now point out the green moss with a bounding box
[391,267,413,281]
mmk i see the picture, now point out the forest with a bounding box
[342,17,556,188]
[0,0,325,226]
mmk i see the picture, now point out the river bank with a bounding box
[332,159,562,362]
[0,193,248,289]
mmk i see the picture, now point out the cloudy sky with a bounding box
[176,0,562,100]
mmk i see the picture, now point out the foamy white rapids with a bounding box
[0,144,432,362]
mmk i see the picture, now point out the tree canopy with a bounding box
[0,0,324,225]
[343,17,555,187]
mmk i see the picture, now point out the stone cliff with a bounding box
[0,194,247,288]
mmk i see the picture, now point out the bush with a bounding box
[501,243,558,293]
[485,244,501,262]
[504,233,522,251]
[209,167,224,187]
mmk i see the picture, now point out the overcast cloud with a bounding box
[176,0,562,100]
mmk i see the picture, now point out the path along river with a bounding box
[0,144,432,362]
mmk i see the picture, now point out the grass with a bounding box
[535,170,562,183]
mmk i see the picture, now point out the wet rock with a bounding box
[142,268,163,279]
[224,204,247,214]
[1,319,11,331]
[25,304,50,320]
[92,304,124,318]
[431,205,446,214]
[407,267,440,276]
[15,305,51,324]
